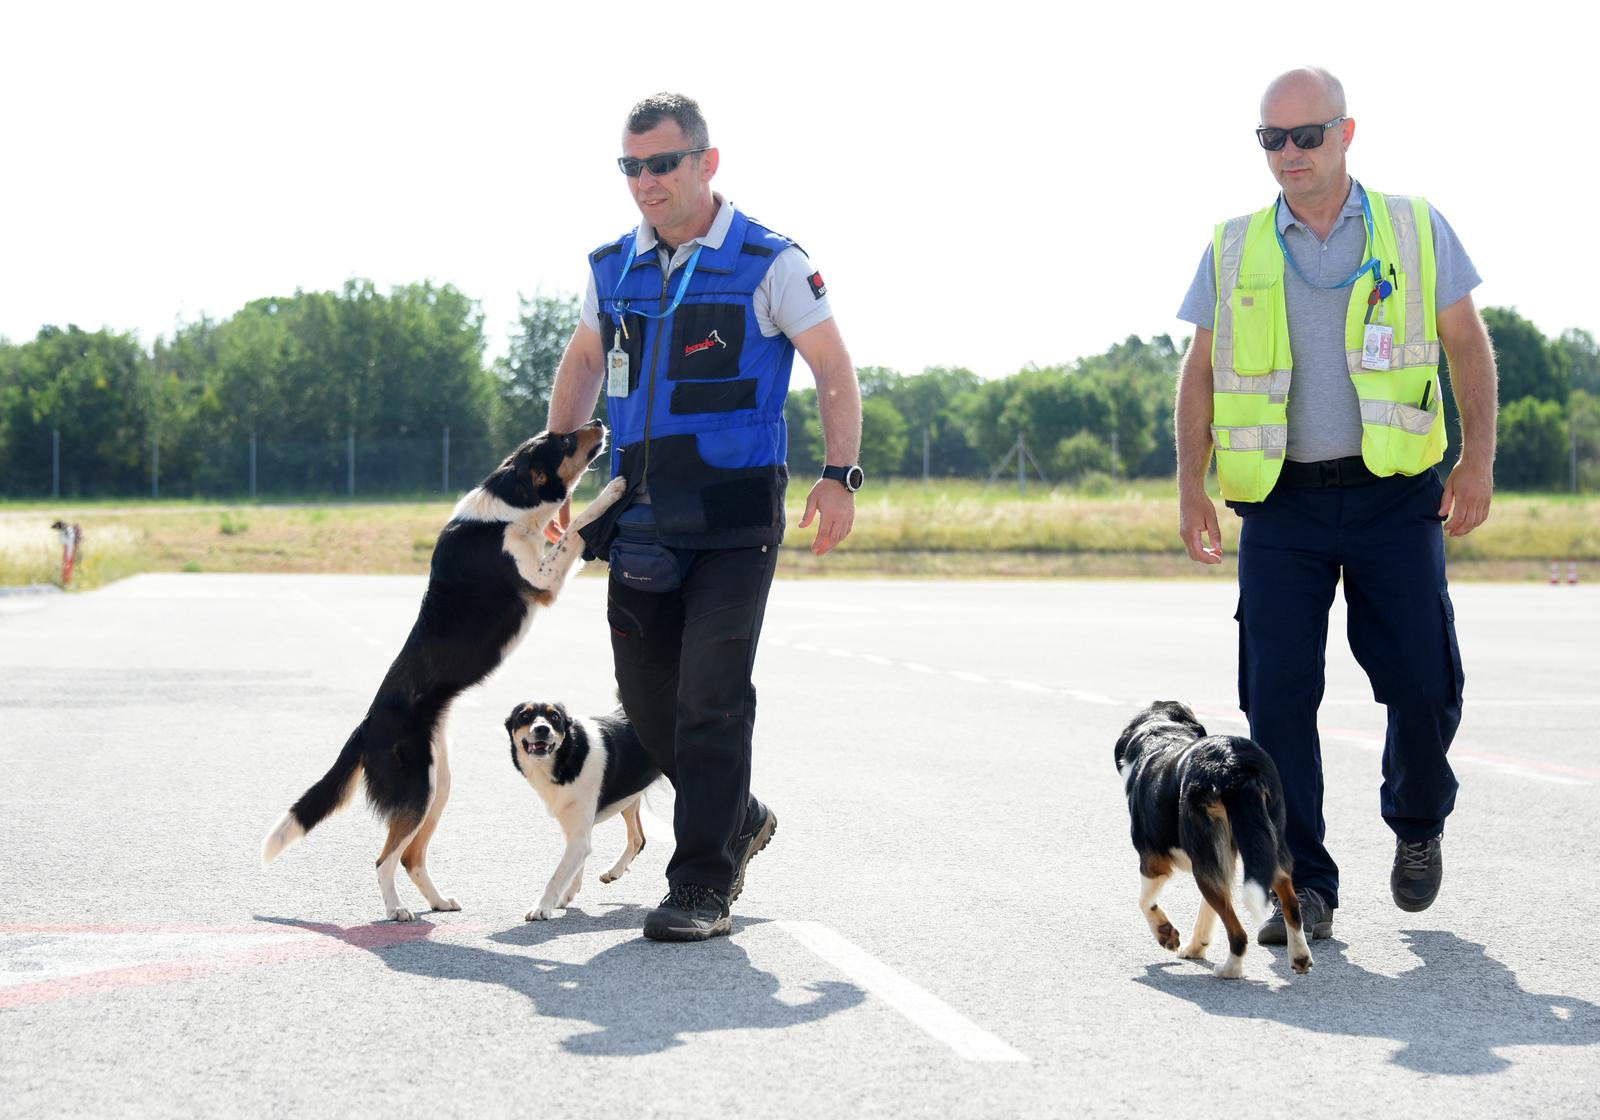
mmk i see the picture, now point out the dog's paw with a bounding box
[389,907,417,923]
[1155,921,1181,951]
[599,871,618,884]
[571,477,627,530]
[432,898,461,913]
[1292,952,1313,975]
[1216,955,1246,980]
[526,905,558,922]
[1176,941,1209,961]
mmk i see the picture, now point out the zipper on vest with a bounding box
[640,260,672,490]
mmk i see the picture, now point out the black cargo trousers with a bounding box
[606,542,779,895]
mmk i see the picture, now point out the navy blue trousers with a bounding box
[1234,469,1465,910]
[606,544,777,895]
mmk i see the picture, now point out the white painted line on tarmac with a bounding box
[772,640,1596,787]
[776,920,1029,1063]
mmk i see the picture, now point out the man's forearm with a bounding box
[547,327,606,433]
[815,355,862,465]
[1447,334,1499,468]
[1174,332,1215,494]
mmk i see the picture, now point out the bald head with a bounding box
[1261,67,1346,124]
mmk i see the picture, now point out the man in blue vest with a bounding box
[547,93,863,942]
[1174,67,1499,945]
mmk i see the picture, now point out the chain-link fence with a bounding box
[0,428,561,501]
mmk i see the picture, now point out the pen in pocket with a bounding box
[1419,381,1432,411]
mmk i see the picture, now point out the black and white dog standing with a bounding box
[504,700,662,921]
[1114,700,1313,978]
[261,423,626,921]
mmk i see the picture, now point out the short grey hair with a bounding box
[624,92,710,149]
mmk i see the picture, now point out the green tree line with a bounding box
[2,285,1596,497]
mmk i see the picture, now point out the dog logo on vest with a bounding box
[684,330,728,357]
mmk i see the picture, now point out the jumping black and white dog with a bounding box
[1114,700,1313,978]
[261,423,627,921]
[504,700,662,921]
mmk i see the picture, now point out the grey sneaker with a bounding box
[1391,834,1443,912]
[1257,887,1334,945]
[643,884,731,942]
[729,801,777,903]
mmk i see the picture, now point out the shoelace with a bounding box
[665,884,722,909]
[1397,840,1436,872]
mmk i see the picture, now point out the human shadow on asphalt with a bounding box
[1133,929,1600,1074]
[257,908,864,1056]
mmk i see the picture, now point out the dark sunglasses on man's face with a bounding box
[616,147,709,177]
[1255,117,1347,152]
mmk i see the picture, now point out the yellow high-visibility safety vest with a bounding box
[1209,189,1445,502]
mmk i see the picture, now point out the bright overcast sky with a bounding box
[2,1,1593,386]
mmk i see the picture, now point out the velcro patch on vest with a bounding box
[807,271,827,300]
[670,380,758,415]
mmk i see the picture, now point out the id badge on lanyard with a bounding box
[1360,267,1398,372]
[607,318,631,398]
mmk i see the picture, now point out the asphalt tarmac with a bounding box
[2,572,1597,1118]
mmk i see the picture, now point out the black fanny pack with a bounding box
[609,504,685,593]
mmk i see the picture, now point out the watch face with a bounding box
[845,466,864,492]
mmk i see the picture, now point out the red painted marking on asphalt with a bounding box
[0,921,490,1009]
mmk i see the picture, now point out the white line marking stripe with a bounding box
[777,920,1028,1063]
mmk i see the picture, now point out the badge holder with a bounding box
[1360,271,1395,372]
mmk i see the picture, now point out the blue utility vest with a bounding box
[589,207,796,549]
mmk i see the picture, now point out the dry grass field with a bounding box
[3,478,1596,590]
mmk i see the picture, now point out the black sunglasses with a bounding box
[1255,117,1347,152]
[616,147,709,177]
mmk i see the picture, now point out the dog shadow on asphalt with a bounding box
[256,909,864,1056]
[1133,930,1600,1074]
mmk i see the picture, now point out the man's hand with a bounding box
[543,499,571,545]
[1179,489,1224,564]
[799,480,855,556]
[1439,457,1492,537]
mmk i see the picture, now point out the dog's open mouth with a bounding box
[522,739,553,756]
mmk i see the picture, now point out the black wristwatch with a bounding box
[821,464,864,493]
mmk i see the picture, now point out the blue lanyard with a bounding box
[1273,190,1382,291]
[611,238,704,325]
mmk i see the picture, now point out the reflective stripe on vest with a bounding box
[1209,188,1446,502]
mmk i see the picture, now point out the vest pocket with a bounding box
[668,302,745,381]
[1229,281,1282,376]
[1359,401,1445,476]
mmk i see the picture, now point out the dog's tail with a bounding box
[262,725,366,865]
[1220,772,1290,926]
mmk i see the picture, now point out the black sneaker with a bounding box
[643,884,731,942]
[1257,887,1334,945]
[1391,834,1443,912]
[729,801,777,903]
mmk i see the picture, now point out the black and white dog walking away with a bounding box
[261,423,626,921]
[1114,700,1313,978]
[505,700,662,921]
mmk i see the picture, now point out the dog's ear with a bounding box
[514,446,548,494]
[505,704,526,737]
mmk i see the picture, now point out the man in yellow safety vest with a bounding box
[1174,66,1498,945]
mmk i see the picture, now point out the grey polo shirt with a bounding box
[581,193,833,342]
[1177,181,1481,462]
